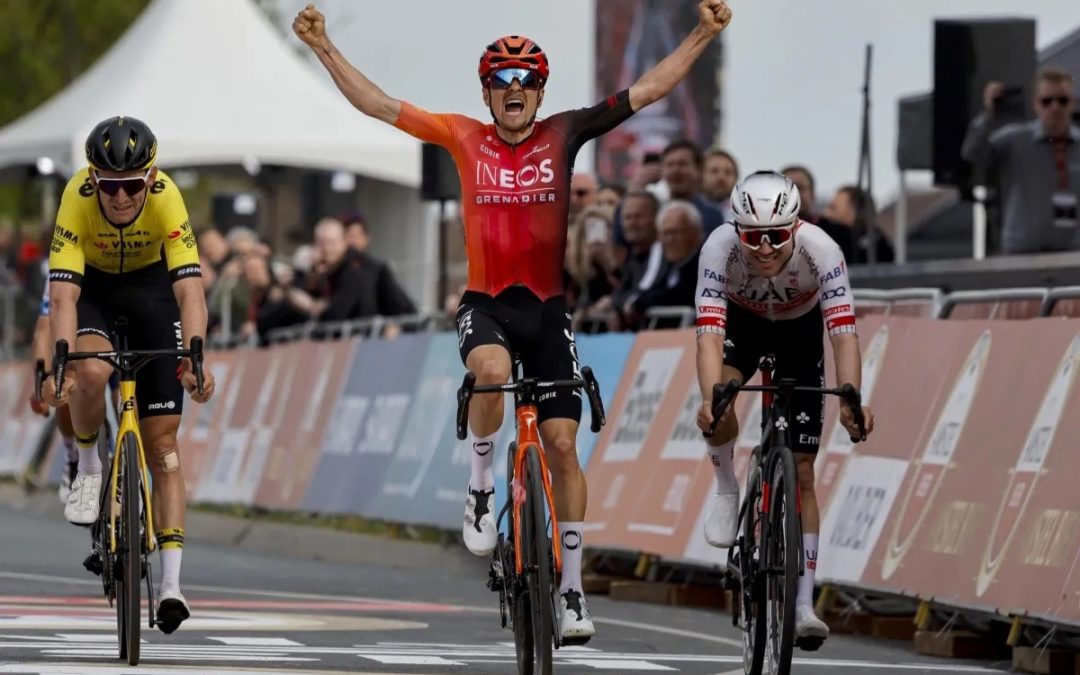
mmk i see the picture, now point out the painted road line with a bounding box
[566,659,677,671]
[208,637,305,646]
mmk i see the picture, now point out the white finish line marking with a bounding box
[208,636,304,646]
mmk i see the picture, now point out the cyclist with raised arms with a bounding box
[294,1,732,642]
[694,170,876,645]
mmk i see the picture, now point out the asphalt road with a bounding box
[0,489,1011,675]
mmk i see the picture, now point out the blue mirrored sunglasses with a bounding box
[490,68,543,90]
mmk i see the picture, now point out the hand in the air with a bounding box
[293,4,329,50]
[698,0,733,37]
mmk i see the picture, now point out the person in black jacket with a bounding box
[288,218,416,325]
[624,199,704,329]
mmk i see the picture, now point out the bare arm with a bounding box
[173,277,208,348]
[48,282,80,356]
[294,5,401,124]
[829,331,862,390]
[697,332,725,402]
[629,0,732,112]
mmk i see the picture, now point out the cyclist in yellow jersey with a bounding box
[43,116,216,634]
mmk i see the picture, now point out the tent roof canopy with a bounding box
[0,0,419,187]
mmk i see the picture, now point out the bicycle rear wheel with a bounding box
[524,445,554,675]
[120,431,142,665]
[740,458,767,675]
[508,443,535,673]
[764,448,799,675]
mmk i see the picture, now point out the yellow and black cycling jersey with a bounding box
[48,167,202,285]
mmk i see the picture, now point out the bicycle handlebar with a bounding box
[705,379,867,443]
[455,366,607,440]
[52,337,205,400]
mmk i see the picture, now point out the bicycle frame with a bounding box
[509,400,562,577]
[107,376,156,555]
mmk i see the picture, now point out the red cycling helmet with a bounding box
[478,36,550,84]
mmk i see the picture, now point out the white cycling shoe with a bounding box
[64,473,102,525]
[156,589,191,635]
[58,460,78,505]
[795,604,829,649]
[463,487,497,556]
[558,589,595,643]
[704,492,740,548]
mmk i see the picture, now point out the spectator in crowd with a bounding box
[566,205,619,320]
[819,185,894,264]
[290,217,417,323]
[241,253,307,343]
[570,172,599,222]
[782,164,820,223]
[703,149,739,223]
[623,199,703,329]
[962,68,1080,254]
[606,191,662,330]
[226,226,262,260]
[596,184,626,211]
[661,139,726,235]
[628,152,663,191]
[197,228,230,275]
[340,211,371,252]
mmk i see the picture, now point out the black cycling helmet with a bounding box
[85,116,157,172]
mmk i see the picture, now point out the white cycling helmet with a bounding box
[730,170,801,228]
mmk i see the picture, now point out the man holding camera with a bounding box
[962,68,1080,254]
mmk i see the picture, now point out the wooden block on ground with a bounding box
[871,616,917,641]
[1012,646,1078,675]
[582,574,616,595]
[914,630,1005,660]
[824,610,874,636]
[608,581,727,609]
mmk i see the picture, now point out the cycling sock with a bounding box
[468,431,497,492]
[798,533,819,607]
[76,431,102,475]
[558,522,585,595]
[63,436,78,463]
[156,528,184,594]
[708,439,739,495]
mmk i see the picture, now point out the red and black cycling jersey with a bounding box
[395,91,635,300]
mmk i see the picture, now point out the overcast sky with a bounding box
[276,0,1079,205]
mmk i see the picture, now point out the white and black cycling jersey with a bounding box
[695,222,856,337]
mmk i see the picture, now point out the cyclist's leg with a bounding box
[776,308,829,639]
[457,293,511,555]
[528,298,593,639]
[129,299,190,633]
[703,304,762,548]
[64,299,113,524]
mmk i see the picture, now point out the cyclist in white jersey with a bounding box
[694,170,876,644]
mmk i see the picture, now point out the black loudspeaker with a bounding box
[211,193,260,233]
[897,93,932,171]
[932,18,1036,191]
[421,142,460,201]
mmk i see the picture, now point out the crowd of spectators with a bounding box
[561,138,886,333]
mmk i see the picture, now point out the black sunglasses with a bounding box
[1040,96,1072,108]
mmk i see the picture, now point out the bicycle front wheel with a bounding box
[524,445,554,675]
[508,442,535,673]
[740,458,766,675]
[764,448,799,675]
[120,431,142,665]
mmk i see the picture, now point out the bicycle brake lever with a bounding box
[53,340,69,401]
[455,371,476,441]
[35,359,46,402]
[190,336,205,396]
[581,366,605,433]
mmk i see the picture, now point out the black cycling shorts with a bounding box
[724,302,825,454]
[76,262,184,419]
[456,286,582,423]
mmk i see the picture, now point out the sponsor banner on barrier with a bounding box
[364,333,463,525]
[815,318,890,509]
[987,331,1080,623]
[192,347,269,504]
[302,334,430,515]
[585,330,690,552]
[177,350,237,495]
[255,338,355,509]
[0,364,50,478]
